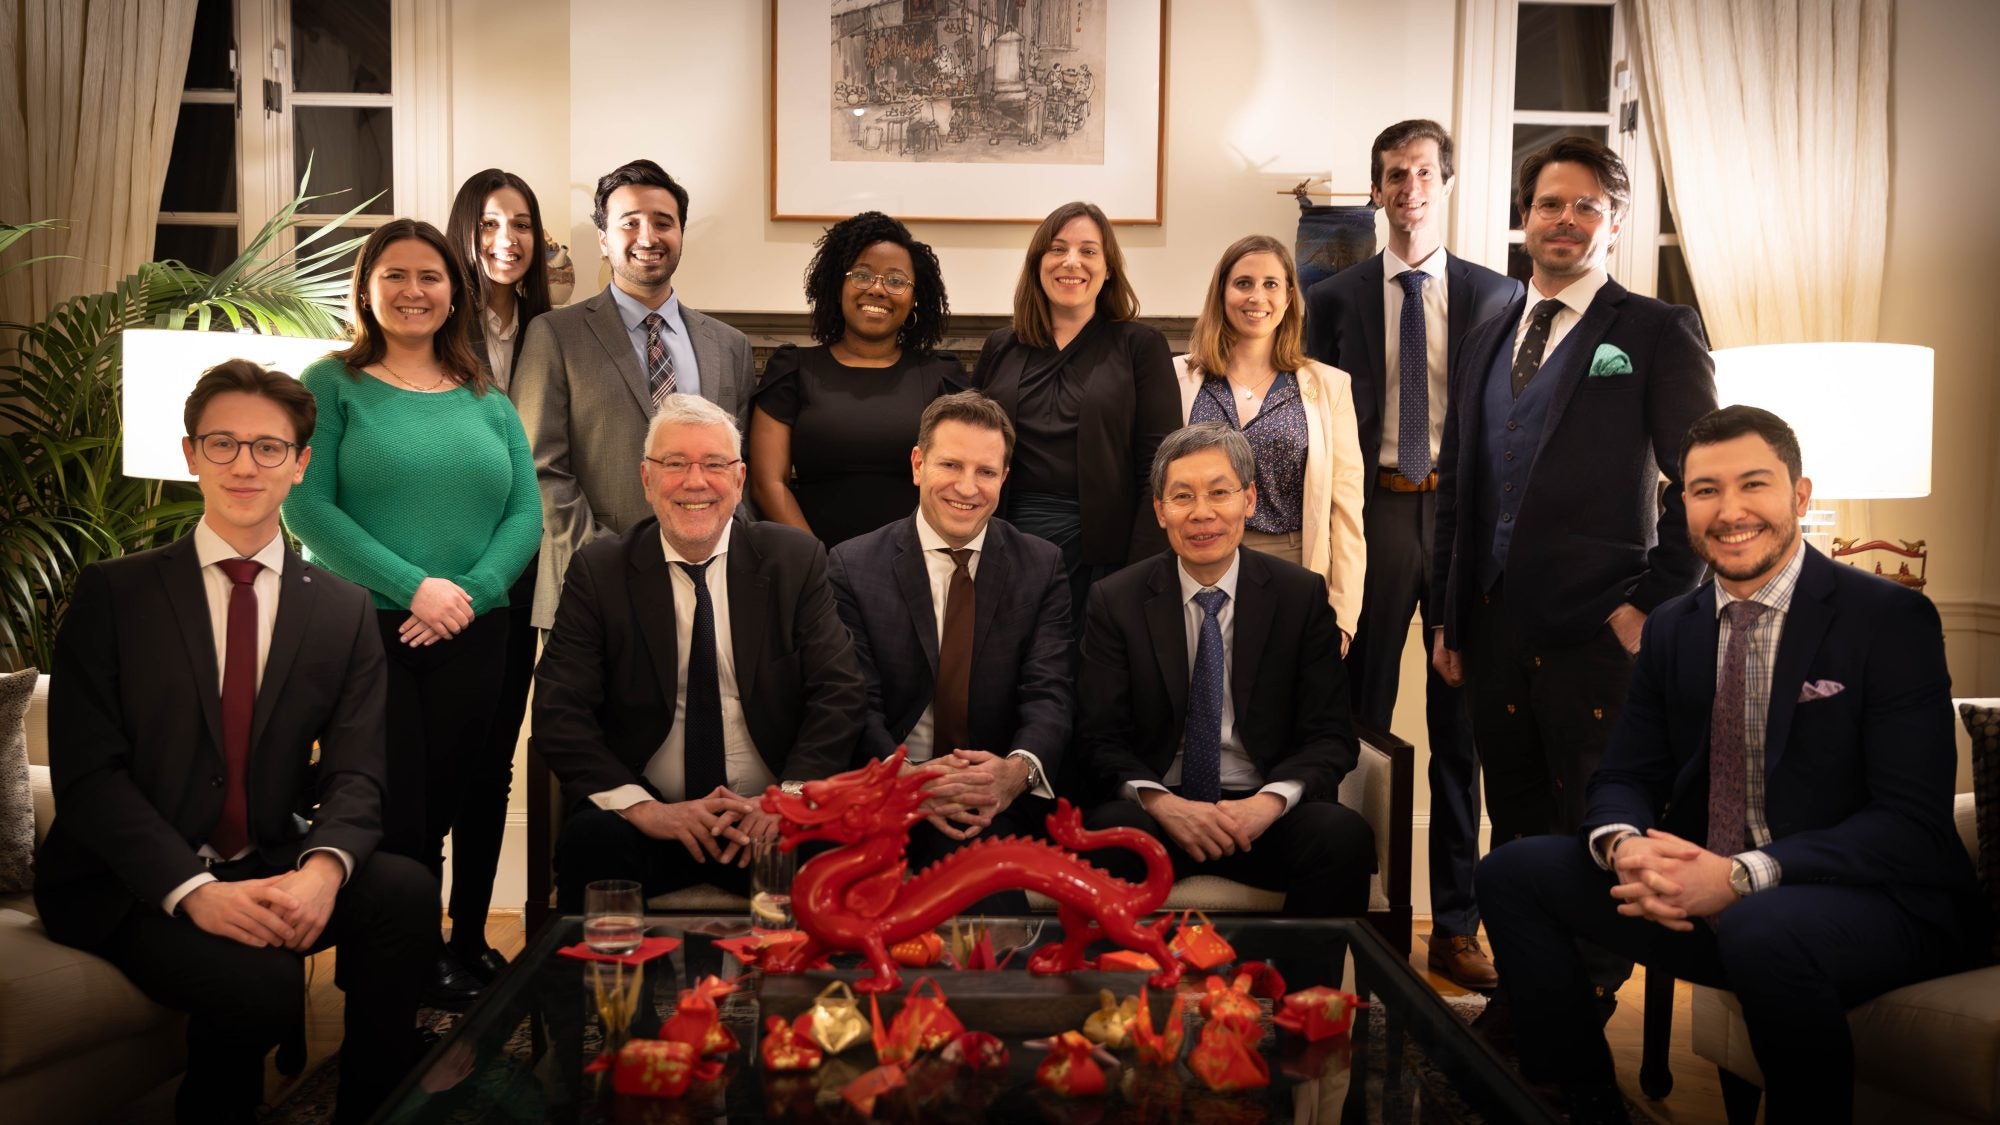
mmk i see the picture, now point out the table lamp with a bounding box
[121,329,348,481]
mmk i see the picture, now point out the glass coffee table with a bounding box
[373,915,1552,1123]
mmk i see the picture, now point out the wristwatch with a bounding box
[779,780,805,798]
[1009,752,1044,796]
[1727,857,1753,898]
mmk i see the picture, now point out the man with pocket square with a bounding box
[1476,406,1985,1123]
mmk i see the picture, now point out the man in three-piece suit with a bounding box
[533,394,866,909]
[1304,119,1522,987]
[828,392,1071,906]
[512,158,756,630]
[1432,136,1717,854]
[1477,407,1985,1124]
[1079,423,1376,916]
[35,361,432,1124]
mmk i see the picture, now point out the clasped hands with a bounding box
[1139,788,1284,863]
[1608,828,1741,931]
[621,787,780,866]
[399,576,475,647]
[182,851,344,951]
[907,749,1032,841]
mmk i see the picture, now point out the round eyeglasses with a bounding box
[192,433,299,468]
[844,269,913,294]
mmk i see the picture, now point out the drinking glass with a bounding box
[750,839,797,932]
[583,879,644,953]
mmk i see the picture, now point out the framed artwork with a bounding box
[770,0,1166,224]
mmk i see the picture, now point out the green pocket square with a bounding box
[1589,344,1633,376]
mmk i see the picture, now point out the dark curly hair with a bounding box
[803,211,949,354]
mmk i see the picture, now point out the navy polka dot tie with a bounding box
[1395,270,1433,485]
[1183,587,1229,803]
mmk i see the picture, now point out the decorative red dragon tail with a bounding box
[1044,800,1173,911]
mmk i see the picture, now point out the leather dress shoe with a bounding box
[456,946,511,985]
[422,954,483,1011]
[1427,932,1500,990]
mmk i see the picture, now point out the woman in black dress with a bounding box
[749,211,963,547]
[972,200,1180,622]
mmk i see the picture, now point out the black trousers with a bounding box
[554,803,755,913]
[96,852,434,1125]
[1082,791,1374,917]
[375,609,507,910]
[1479,836,1966,1123]
[446,563,538,942]
[1344,485,1483,936]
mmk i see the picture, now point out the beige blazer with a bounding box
[1173,355,1367,639]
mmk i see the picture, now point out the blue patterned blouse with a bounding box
[1189,372,1307,534]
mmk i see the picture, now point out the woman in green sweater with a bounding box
[283,218,541,1009]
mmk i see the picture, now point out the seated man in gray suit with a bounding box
[533,395,865,909]
[512,159,755,629]
[828,391,1072,908]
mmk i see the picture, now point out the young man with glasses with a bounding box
[531,394,866,910]
[36,359,433,1124]
[1074,422,1375,917]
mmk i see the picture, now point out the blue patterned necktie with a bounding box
[1706,600,1770,857]
[1183,587,1230,803]
[678,559,725,799]
[643,312,677,410]
[1395,270,1433,485]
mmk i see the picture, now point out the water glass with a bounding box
[583,879,644,953]
[750,839,797,932]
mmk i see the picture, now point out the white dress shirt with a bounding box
[903,512,1054,798]
[162,519,352,916]
[481,303,519,392]
[591,522,774,811]
[610,284,701,399]
[1125,552,1304,811]
[1513,266,1610,366]
[1378,245,1450,468]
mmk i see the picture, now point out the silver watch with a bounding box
[779,779,805,797]
[1727,857,1753,898]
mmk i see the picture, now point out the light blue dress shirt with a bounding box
[609,284,701,398]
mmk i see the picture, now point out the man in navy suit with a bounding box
[1432,136,1717,854]
[828,392,1071,902]
[1304,119,1521,987]
[1477,407,1983,1123]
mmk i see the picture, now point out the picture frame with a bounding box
[770,0,1166,224]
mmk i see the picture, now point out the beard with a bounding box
[1694,517,1799,585]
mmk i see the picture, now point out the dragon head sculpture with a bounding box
[761,747,939,849]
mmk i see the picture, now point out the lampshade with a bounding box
[1709,342,1933,500]
[121,329,347,481]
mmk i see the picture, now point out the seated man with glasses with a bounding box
[1075,422,1376,916]
[531,393,867,910]
[37,359,433,1124]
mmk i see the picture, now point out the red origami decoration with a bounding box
[1169,909,1237,970]
[842,1063,907,1115]
[889,931,946,967]
[1274,985,1367,1041]
[1200,960,1287,1024]
[1034,1030,1110,1096]
[659,975,740,1057]
[1187,1015,1270,1092]
[870,977,965,1064]
[940,1030,1010,1073]
[1130,985,1186,1067]
[610,1038,721,1098]
[762,748,1181,993]
[759,1014,823,1072]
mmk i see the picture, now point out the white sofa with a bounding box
[0,675,184,1124]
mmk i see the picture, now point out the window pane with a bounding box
[161,105,237,212]
[296,224,364,280]
[1515,3,1613,112]
[185,0,234,90]
[292,0,391,94]
[295,107,394,214]
[1508,124,1610,229]
[1658,243,1703,324]
[154,224,238,275]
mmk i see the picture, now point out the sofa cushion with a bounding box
[0,908,182,1078]
[0,667,38,894]
[1959,702,1999,962]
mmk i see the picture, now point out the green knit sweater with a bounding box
[283,357,541,613]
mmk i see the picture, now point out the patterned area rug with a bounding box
[264,1007,537,1125]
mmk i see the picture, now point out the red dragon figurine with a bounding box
[760,749,1182,993]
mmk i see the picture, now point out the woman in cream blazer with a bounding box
[1172,235,1366,652]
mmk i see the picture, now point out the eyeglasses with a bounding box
[844,269,913,294]
[1161,485,1249,512]
[643,456,742,478]
[192,433,299,468]
[1529,197,1612,224]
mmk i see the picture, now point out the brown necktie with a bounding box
[1511,298,1566,397]
[933,548,975,755]
[213,558,262,858]
[1706,600,1770,858]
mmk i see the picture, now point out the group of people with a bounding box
[31,118,1985,1125]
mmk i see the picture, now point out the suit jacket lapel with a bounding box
[250,551,313,750]
[1144,561,1189,722]
[585,287,652,415]
[158,538,224,752]
[726,534,770,700]
[1355,254,1388,387]
[1763,551,1835,774]
[1227,551,1273,735]
[891,520,939,674]
[628,531,681,713]
[1446,253,1476,348]
[1533,279,1623,461]
[682,308,728,411]
[971,522,1007,660]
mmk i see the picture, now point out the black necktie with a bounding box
[678,559,725,798]
[1395,270,1433,484]
[1511,298,1566,397]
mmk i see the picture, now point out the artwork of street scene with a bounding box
[828,0,1107,165]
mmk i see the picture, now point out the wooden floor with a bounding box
[273,914,1743,1122]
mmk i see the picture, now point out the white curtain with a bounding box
[0,0,198,324]
[1629,0,1891,349]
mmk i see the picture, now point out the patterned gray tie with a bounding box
[1706,600,1770,857]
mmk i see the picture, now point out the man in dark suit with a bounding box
[512,159,756,629]
[1432,136,1717,854]
[1078,422,1376,916]
[1304,119,1522,987]
[35,360,432,1124]
[828,392,1071,899]
[1477,407,1984,1124]
[533,393,866,909]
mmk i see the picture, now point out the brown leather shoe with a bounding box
[1427,932,1500,990]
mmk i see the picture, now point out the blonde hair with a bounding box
[1185,234,1308,377]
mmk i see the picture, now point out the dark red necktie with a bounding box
[213,557,262,858]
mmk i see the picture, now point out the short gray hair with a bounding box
[643,393,742,457]
[1150,421,1255,498]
